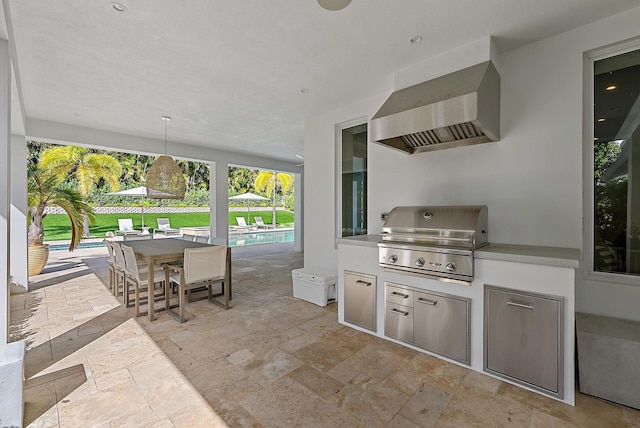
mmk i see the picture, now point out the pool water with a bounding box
[228,230,294,247]
[49,241,106,251]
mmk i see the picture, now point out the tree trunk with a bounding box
[82,213,91,238]
[27,203,46,246]
[272,193,277,229]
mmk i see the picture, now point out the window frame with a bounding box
[584,37,640,286]
[335,117,368,246]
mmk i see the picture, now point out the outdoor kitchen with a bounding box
[336,205,578,405]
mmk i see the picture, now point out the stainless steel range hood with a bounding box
[370,61,500,154]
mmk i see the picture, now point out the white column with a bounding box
[294,172,304,252]
[0,39,11,344]
[10,135,27,292]
[211,161,229,241]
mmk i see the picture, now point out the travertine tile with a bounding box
[398,380,453,428]
[327,373,411,427]
[436,383,533,427]
[288,364,344,399]
[14,245,639,427]
[240,376,349,427]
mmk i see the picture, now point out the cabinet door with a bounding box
[385,302,413,343]
[485,286,563,397]
[344,271,376,332]
[413,291,470,364]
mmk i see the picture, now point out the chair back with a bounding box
[182,233,196,241]
[121,245,140,280]
[112,242,127,271]
[105,240,116,265]
[123,234,153,241]
[255,216,265,226]
[236,217,248,227]
[118,218,135,232]
[183,246,227,283]
[157,218,171,230]
[194,235,209,243]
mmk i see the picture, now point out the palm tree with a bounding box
[39,146,122,237]
[254,171,294,229]
[27,165,94,250]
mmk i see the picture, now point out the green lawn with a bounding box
[42,210,295,241]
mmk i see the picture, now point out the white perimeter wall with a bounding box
[304,6,640,321]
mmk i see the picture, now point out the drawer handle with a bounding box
[417,298,437,306]
[506,300,534,310]
[391,308,409,316]
[355,280,372,286]
[391,291,409,299]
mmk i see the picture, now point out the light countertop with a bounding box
[337,235,580,269]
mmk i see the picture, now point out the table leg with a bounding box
[148,256,155,321]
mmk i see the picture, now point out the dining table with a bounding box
[121,238,232,321]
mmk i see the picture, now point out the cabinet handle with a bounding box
[417,297,437,306]
[355,280,372,286]
[391,291,409,299]
[506,300,534,310]
[391,308,409,316]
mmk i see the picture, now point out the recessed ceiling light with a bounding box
[409,35,423,44]
[594,137,599,141]
[606,85,617,91]
[111,3,127,12]
[597,118,605,122]
[300,88,309,94]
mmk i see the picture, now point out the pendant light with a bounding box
[317,0,351,11]
[146,116,186,199]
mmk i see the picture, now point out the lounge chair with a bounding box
[229,217,255,232]
[117,218,141,235]
[156,218,180,235]
[254,216,270,229]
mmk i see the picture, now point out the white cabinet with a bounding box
[484,285,564,398]
[344,271,376,332]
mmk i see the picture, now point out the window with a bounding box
[340,123,368,237]
[592,46,640,276]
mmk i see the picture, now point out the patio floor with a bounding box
[10,244,640,427]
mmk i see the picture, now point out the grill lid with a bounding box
[381,205,488,248]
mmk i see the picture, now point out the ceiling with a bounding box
[6,0,640,163]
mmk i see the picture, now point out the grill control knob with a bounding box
[415,257,425,267]
[446,262,456,271]
[388,254,398,264]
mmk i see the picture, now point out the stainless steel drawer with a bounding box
[385,302,413,343]
[413,290,470,364]
[385,284,413,307]
[344,271,376,332]
[484,286,563,398]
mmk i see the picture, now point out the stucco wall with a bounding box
[304,6,640,321]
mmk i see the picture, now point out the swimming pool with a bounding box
[228,230,294,247]
[49,241,106,251]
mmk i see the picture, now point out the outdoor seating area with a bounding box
[103,236,232,324]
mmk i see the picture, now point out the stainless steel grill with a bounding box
[378,205,488,286]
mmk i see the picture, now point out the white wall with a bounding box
[304,6,640,320]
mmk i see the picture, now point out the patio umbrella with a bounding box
[106,186,150,227]
[228,192,270,222]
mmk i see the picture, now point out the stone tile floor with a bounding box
[10,243,640,427]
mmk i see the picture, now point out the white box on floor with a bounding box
[292,267,337,307]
